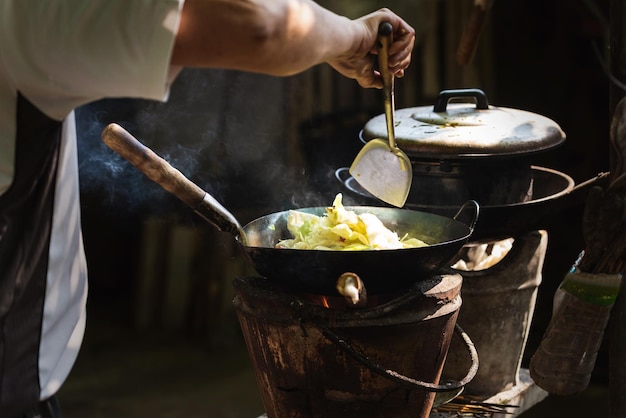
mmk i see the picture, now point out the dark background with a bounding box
[61,0,614,416]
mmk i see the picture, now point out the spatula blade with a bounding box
[349,139,412,207]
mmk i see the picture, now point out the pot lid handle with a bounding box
[433,88,489,112]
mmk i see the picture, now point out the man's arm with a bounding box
[171,0,415,88]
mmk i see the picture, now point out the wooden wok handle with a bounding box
[102,123,205,207]
[101,123,245,241]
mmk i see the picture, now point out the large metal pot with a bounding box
[101,123,478,295]
[359,89,566,207]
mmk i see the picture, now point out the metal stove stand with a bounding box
[255,369,547,418]
[430,369,548,417]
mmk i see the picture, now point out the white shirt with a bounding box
[0,0,183,405]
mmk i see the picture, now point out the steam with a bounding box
[76,68,365,223]
[77,121,183,218]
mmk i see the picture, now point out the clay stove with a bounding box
[233,273,478,418]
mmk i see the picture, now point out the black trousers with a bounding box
[23,396,61,418]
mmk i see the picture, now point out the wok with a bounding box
[101,123,478,295]
[242,204,477,294]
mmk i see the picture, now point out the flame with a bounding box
[320,296,330,308]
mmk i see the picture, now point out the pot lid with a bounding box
[361,89,566,159]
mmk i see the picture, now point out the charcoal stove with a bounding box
[445,231,547,392]
[233,272,479,418]
[235,231,555,418]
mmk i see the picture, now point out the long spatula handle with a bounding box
[377,22,397,151]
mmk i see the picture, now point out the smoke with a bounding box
[76,69,295,222]
[76,68,371,224]
[76,69,222,219]
[76,102,176,218]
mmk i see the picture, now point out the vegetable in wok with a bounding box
[276,194,428,250]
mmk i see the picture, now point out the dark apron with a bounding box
[0,93,63,417]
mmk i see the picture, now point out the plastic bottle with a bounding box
[529,265,622,396]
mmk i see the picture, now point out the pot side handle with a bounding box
[453,200,480,237]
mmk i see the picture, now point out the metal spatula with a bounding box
[349,22,412,208]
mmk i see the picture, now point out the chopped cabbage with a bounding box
[276,194,428,250]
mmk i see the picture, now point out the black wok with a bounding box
[240,204,477,294]
[101,123,478,295]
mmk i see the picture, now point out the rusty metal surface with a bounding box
[233,275,463,418]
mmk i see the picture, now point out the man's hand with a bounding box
[327,8,415,89]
